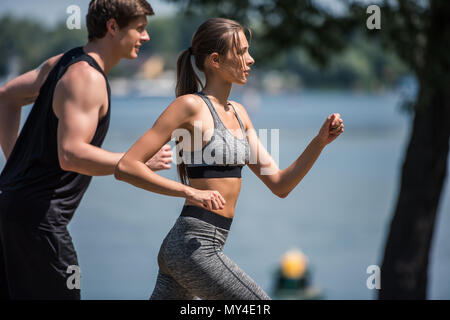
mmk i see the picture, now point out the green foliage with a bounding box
[0,15,87,73]
[166,0,412,89]
[168,0,359,67]
[256,32,408,90]
[0,8,409,89]
[139,14,208,69]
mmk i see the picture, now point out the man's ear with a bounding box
[106,18,119,36]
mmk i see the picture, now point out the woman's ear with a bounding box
[208,52,221,70]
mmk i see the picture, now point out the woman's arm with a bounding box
[233,101,344,198]
[114,94,226,210]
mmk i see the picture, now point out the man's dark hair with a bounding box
[86,0,154,41]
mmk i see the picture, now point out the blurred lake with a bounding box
[1,90,449,299]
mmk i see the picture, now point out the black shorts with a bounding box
[0,205,80,300]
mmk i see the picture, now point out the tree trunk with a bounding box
[378,0,450,299]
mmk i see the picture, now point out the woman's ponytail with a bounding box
[175,48,202,185]
[175,48,202,97]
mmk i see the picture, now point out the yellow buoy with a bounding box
[280,249,308,279]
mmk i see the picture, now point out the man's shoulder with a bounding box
[64,61,105,85]
[56,61,107,99]
[53,61,108,114]
[40,53,64,74]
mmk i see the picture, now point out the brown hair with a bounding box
[86,0,154,41]
[175,18,251,185]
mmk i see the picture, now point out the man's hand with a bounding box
[145,144,173,171]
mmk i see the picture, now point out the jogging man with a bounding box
[0,0,171,299]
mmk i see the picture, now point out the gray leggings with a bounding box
[150,206,271,300]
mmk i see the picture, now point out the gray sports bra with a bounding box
[180,92,250,178]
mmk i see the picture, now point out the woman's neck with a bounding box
[202,77,232,107]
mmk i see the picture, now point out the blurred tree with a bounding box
[0,16,87,74]
[0,13,406,89]
[168,0,450,299]
[141,14,207,68]
[0,16,48,73]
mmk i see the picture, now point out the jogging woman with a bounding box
[114,18,344,300]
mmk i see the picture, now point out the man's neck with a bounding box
[83,40,121,75]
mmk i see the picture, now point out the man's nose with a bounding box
[141,30,150,42]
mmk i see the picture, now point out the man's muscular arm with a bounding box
[54,62,123,176]
[54,62,173,176]
[0,54,62,159]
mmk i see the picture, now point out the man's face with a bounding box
[115,15,150,59]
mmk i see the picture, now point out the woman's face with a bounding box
[218,30,255,85]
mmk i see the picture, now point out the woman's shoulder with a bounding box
[228,100,251,125]
[229,100,248,113]
[172,93,204,117]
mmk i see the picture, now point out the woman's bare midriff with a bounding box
[184,177,242,219]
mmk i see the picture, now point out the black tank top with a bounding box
[0,47,111,231]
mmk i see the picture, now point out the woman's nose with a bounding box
[247,54,255,66]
